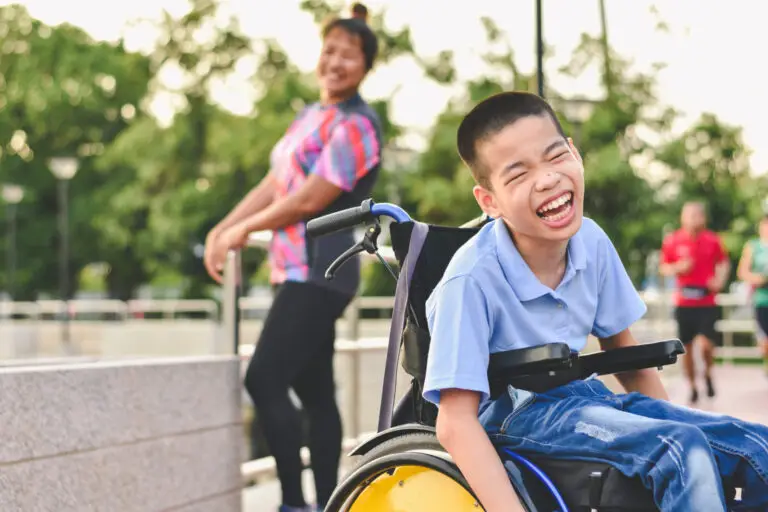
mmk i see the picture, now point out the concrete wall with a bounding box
[0,355,243,511]
[0,321,225,360]
[0,318,394,360]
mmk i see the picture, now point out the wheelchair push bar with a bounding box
[307,199,413,280]
[306,199,412,238]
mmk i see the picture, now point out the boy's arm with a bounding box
[592,228,669,400]
[598,329,669,400]
[424,275,523,511]
[436,389,526,512]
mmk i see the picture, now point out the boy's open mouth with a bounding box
[536,192,573,222]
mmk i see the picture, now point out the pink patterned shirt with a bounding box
[268,93,381,295]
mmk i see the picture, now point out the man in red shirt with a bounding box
[660,201,730,403]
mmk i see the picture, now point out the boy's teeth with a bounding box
[538,193,571,213]
[541,202,572,221]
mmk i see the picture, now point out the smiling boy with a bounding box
[422,91,768,512]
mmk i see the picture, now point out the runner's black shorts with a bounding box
[674,305,722,346]
[754,306,768,340]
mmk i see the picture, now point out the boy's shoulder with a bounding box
[578,216,607,238]
[425,220,502,308]
[438,219,504,283]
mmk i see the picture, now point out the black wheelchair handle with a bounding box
[306,199,375,238]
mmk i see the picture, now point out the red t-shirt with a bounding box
[661,229,728,307]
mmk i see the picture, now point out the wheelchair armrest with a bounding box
[578,339,685,378]
[488,343,573,382]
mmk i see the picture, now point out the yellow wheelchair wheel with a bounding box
[346,464,482,511]
[325,432,487,512]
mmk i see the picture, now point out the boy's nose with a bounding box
[535,171,562,191]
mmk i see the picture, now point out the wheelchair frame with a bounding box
[307,199,689,512]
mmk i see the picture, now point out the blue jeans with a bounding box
[480,377,768,511]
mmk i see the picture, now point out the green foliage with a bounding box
[0,1,760,300]
[0,4,152,299]
[655,113,768,265]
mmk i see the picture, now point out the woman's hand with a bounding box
[203,228,223,282]
[204,223,250,283]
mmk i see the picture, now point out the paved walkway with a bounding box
[245,365,768,511]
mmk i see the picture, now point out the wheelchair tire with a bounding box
[338,432,534,512]
[349,432,447,473]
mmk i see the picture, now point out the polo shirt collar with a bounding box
[493,217,587,301]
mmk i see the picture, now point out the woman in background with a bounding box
[737,214,768,373]
[204,4,381,510]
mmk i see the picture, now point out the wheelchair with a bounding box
[306,199,742,511]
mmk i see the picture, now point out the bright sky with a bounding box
[9,0,768,172]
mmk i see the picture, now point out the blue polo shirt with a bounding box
[422,217,647,411]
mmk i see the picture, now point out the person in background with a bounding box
[203,4,381,511]
[736,214,768,373]
[660,201,730,403]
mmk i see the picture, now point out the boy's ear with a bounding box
[473,185,501,219]
[567,137,583,164]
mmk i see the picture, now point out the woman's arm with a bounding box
[208,114,380,282]
[209,173,276,238]
[230,114,380,234]
[203,173,276,281]
[236,174,343,234]
[737,242,766,286]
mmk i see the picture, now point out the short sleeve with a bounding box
[591,234,648,338]
[423,275,492,406]
[309,114,380,192]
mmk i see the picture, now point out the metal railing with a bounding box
[0,299,220,320]
[223,231,765,484]
[221,230,398,354]
[223,230,399,483]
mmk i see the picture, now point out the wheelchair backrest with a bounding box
[389,221,483,384]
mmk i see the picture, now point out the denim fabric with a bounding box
[480,378,768,511]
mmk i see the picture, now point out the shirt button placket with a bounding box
[555,298,568,340]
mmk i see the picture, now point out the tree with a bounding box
[655,114,765,271]
[0,4,152,299]
[5,2,753,300]
[97,0,255,298]
[402,15,682,285]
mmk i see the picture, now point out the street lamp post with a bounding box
[1,184,24,303]
[48,157,79,350]
[535,0,544,97]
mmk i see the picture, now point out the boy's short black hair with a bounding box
[456,91,566,189]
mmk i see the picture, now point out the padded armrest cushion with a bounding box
[579,339,685,377]
[487,343,573,381]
